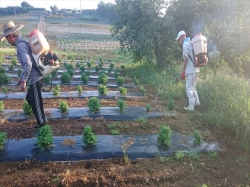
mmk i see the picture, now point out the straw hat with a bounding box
[0,21,24,42]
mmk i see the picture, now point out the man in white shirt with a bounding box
[175,31,200,110]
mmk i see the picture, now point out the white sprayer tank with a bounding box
[191,33,207,55]
[29,29,50,54]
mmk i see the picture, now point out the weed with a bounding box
[108,123,117,130]
[157,125,172,146]
[87,97,101,112]
[111,129,119,135]
[136,116,147,124]
[37,125,53,151]
[167,98,175,110]
[117,99,126,112]
[23,100,33,115]
[188,152,200,160]
[209,151,218,159]
[122,148,131,165]
[193,130,203,145]
[59,101,69,113]
[175,150,185,161]
[145,103,151,112]
[82,125,97,146]
[0,132,7,150]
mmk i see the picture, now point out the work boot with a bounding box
[184,98,195,111]
[193,90,200,107]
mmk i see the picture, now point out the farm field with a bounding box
[0,12,250,187]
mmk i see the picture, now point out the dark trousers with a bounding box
[26,79,47,127]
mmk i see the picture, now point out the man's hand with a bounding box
[20,81,26,92]
[181,71,185,80]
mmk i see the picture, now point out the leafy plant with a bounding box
[133,76,139,85]
[77,85,82,94]
[8,64,14,71]
[75,62,81,69]
[51,69,58,78]
[0,67,5,74]
[95,65,99,72]
[157,125,173,146]
[37,125,53,151]
[98,73,108,85]
[87,97,101,112]
[0,73,9,84]
[98,84,108,95]
[111,129,119,135]
[117,99,126,112]
[60,72,71,83]
[114,71,119,78]
[116,76,124,86]
[17,69,22,77]
[121,64,125,70]
[81,73,89,83]
[44,75,51,84]
[167,98,175,110]
[67,69,74,77]
[53,84,60,96]
[0,132,7,150]
[59,101,68,113]
[193,130,203,145]
[108,123,117,130]
[87,61,91,68]
[23,100,33,115]
[110,62,115,69]
[146,103,151,112]
[82,125,97,146]
[11,57,18,66]
[1,86,8,94]
[119,86,127,95]
[0,101,4,113]
[140,86,145,96]
[80,65,85,72]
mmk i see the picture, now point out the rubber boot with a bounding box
[184,98,195,111]
[193,90,200,107]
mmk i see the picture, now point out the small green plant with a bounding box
[110,62,115,69]
[8,64,14,71]
[193,130,203,145]
[51,69,58,78]
[87,97,101,112]
[67,69,74,77]
[37,125,53,151]
[188,152,200,160]
[209,151,218,159]
[80,65,85,72]
[44,75,52,84]
[11,57,18,66]
[116,76,124,86]
[95,65,99,72]
[98,84,108,95]
[98,63,103,68]
[0,67,5,74]
[53,84,60,96]
[114,71,119,78]
[140,86,145,96]
[0,101,4,113]
[133,76,139,85]
[122,148,131,165]
[77,85,82,94]
[87,61,91,68]
[82,125,97,146]
[146,103,151,112]
[119,86,127,95]
[81,73,89,83]
[111,129,119,135]
[1,86,8,94]
[0,132,7,150]
[175,150,185,161]
[0,73,9,84]
[157,125,173,146]
[120,64,125,70]
[107,67,112,73]
[17,69,22,77]
[59,100,68,113]
[23,100,33,115]
[98,73,108,85]
[117,99,126,112]
[167,98,175,110]
[108,123,117,130]
[137,116,147,124]
[75,62,81,69]
[60,72,71,83]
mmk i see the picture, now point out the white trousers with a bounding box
[185,73,198,98]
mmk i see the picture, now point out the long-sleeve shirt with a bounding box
[15,36,43,84]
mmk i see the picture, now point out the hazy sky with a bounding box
[0,0,116,10]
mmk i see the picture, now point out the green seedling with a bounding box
[111,129,119,135]
[87,97,101,112]
[59,101,68,113]
[175,150,185,161]
[0,101,4,113]
[167,98,175,110]
[193,130,203,145]
[77,85,82,94]
[98,84,108,95]
[117,99,126,112]
[137,116,147,124]
[98,73,108,85]
[146,103,151,112]
[23,100,33,115]
[81,73,89,83]
[119,86,127,95]
[157,125,172,146]
[82,125,97,146]
[37,125,53,151]
[116,76,124,86]
[140,86,145,96]
[1,86,8,94]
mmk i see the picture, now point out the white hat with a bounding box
[0,21,24,42]
[175,30,186,41]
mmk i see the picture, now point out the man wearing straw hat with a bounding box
[1,21,47,129]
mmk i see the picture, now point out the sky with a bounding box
[0,0,116,10]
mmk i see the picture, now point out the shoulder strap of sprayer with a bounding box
[16,41,53,92]
[187,41,197,66]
